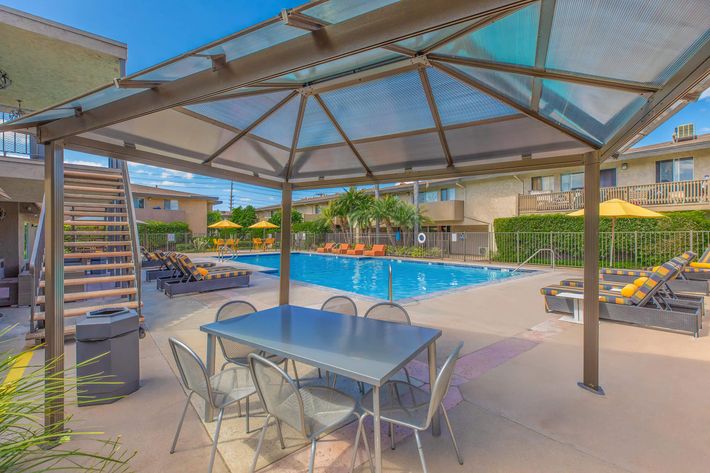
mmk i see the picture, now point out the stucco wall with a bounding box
[461,176,523,227]
[140,197,210,234]
[0,22,122,111]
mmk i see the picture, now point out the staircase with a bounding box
[28,162,142,341]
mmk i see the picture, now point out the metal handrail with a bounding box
[121,160,142,317]
[512,248,556,273]
[29,195,46,332]
[388,264,393,302]
[217,245,237,261]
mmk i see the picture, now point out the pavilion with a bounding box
[2,0,708,471]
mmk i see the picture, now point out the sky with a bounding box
[4,0,710,210]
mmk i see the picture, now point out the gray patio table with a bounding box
[200,304,442,473]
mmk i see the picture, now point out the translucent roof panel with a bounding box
[7,87,146,127]
[302,0,399,24]
[292,145,363,178]
[266,48,403,84]
[394,19,477,52]
[133,56,212,81]
[447,64,533,108]
[547,0,710,84]
[297,98,344,148]
[218,135,291,175]
[201,21,309,63]
[319,70,435,140]
[250,95,300,147]
[434,2,541,66]
[539,79,647,144]
[426,67,516,126]
[185,90,295,131]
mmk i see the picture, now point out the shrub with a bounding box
[137,220,190,234]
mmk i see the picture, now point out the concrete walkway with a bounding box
[6,260,710,472]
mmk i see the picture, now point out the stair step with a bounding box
[64,220,129,226]
[64,230,131,236]
[64,251,133,259]
[63,262,135,273]
[64,193,126,201]
[64,241,132,248]
[64,210,128,217]
[64,169,123,181]
[34,301,141,321]
[40,274,137,287]
[36,287,137,305]
[64,179,124,190]
[64,185,125,195]
[64,202,127,209]
[26,325,76,341]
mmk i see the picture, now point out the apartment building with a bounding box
[256,128,710,232]
[132,185,219,233]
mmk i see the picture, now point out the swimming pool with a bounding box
[232,253,529,300]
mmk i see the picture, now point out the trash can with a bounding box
[76,308,140,406]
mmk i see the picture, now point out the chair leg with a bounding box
[414,430,429,473]
[208,408,224,473]
[246,396,251,434]
[350,415,374,473]
[441,405,464,465]
[249,414,272,473]
[318,368,322,379]
[276,419,286,449]
[390,422,396,450]
[170,391,193,454]
[236,399,243,417]
[308,439,317,473]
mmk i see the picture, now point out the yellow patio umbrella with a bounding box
[249,220,279,238]
[208,219,242,229]
[568,199,665,265]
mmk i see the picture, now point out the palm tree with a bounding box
[330,187,373,241]
[370,195,399,244]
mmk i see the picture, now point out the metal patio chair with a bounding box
[364,302,414,386]
[248,353,364,473]
[320,296,362,391]
[168,337,256,473]
[350,342,465,473]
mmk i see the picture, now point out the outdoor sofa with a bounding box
[541,260,703,336]
[164,254,250,297]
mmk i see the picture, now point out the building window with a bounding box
[314,205,321,214]
[419,187,455,203]
[656,157,693,183]
[600,168,617,188]
[163,199,179,210]
[560,172,584,191]
[531,176,554,192]
[133,198,145,209]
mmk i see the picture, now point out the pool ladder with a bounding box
[512,248,556,273]
[388,264,393,302]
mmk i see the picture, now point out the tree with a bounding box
[269,209,303,227]
[207,210,221,227]
[327,187,373,240]
[230,205,257,228]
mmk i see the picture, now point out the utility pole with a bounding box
[413,180,420,241]
[229,181,234,211]
[374,184,380,242]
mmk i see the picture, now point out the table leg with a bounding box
[373,385,382,473]
[428,341,441,436]
[204,333,216,422]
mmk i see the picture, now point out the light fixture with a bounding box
[0,69,10,90]
[8,99,24,120]
[621,163,628,170]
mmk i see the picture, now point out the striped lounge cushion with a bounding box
[204,270,250,280]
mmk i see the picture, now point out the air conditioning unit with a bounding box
[673,123,696,142]
[478,246,488,256]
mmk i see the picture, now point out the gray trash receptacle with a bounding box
[76,308,140,406]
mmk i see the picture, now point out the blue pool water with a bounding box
[232,253,526,300]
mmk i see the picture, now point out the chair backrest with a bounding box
[324,242,335,249]
[353,244,365,251]
[372,244,385,252]
[177,254,203,281]
[265,238,275,245]
[321,295,357,316]
[680,250,697,264]
[698,247,710,263]
[630,260,681,306]
[169,337,213,405]
[425,342,463,428]
[248,353,307,436]
[339,243,349,249]
[364,302,411,325]
[216,301,258,363]
[253,238,262,244]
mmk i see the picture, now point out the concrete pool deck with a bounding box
[5,259,710,472]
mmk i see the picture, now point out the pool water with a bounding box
[232,253,526,300]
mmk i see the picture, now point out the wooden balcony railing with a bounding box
[518,179,710,214]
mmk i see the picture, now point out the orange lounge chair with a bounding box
[317,242,335,253]
[364,244,386,256]
[334,243,350,254]
[346,243,366,255]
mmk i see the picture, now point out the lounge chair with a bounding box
[154,253,219,289]
[164,254,251,297]
[541,260,702,336]
[346,243,366,255]
[334,243,350,254]
[263,238,275,251]
[363,244,386,256]
[316,242,335,253]
[145,251,176,281]
[141,247,163,267]
[601,251,709,294]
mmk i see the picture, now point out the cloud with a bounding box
[160,169,193,179]
[700,87,710,101]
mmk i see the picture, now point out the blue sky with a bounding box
[6,0,709,209]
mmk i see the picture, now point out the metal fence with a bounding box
[138,230,710,269]
[1,112,31,156]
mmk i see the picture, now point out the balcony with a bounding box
[421,199,464,221]
[518,179,710,214]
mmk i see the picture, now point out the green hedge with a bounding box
[137,220,190,233]
[493,211,710,268]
